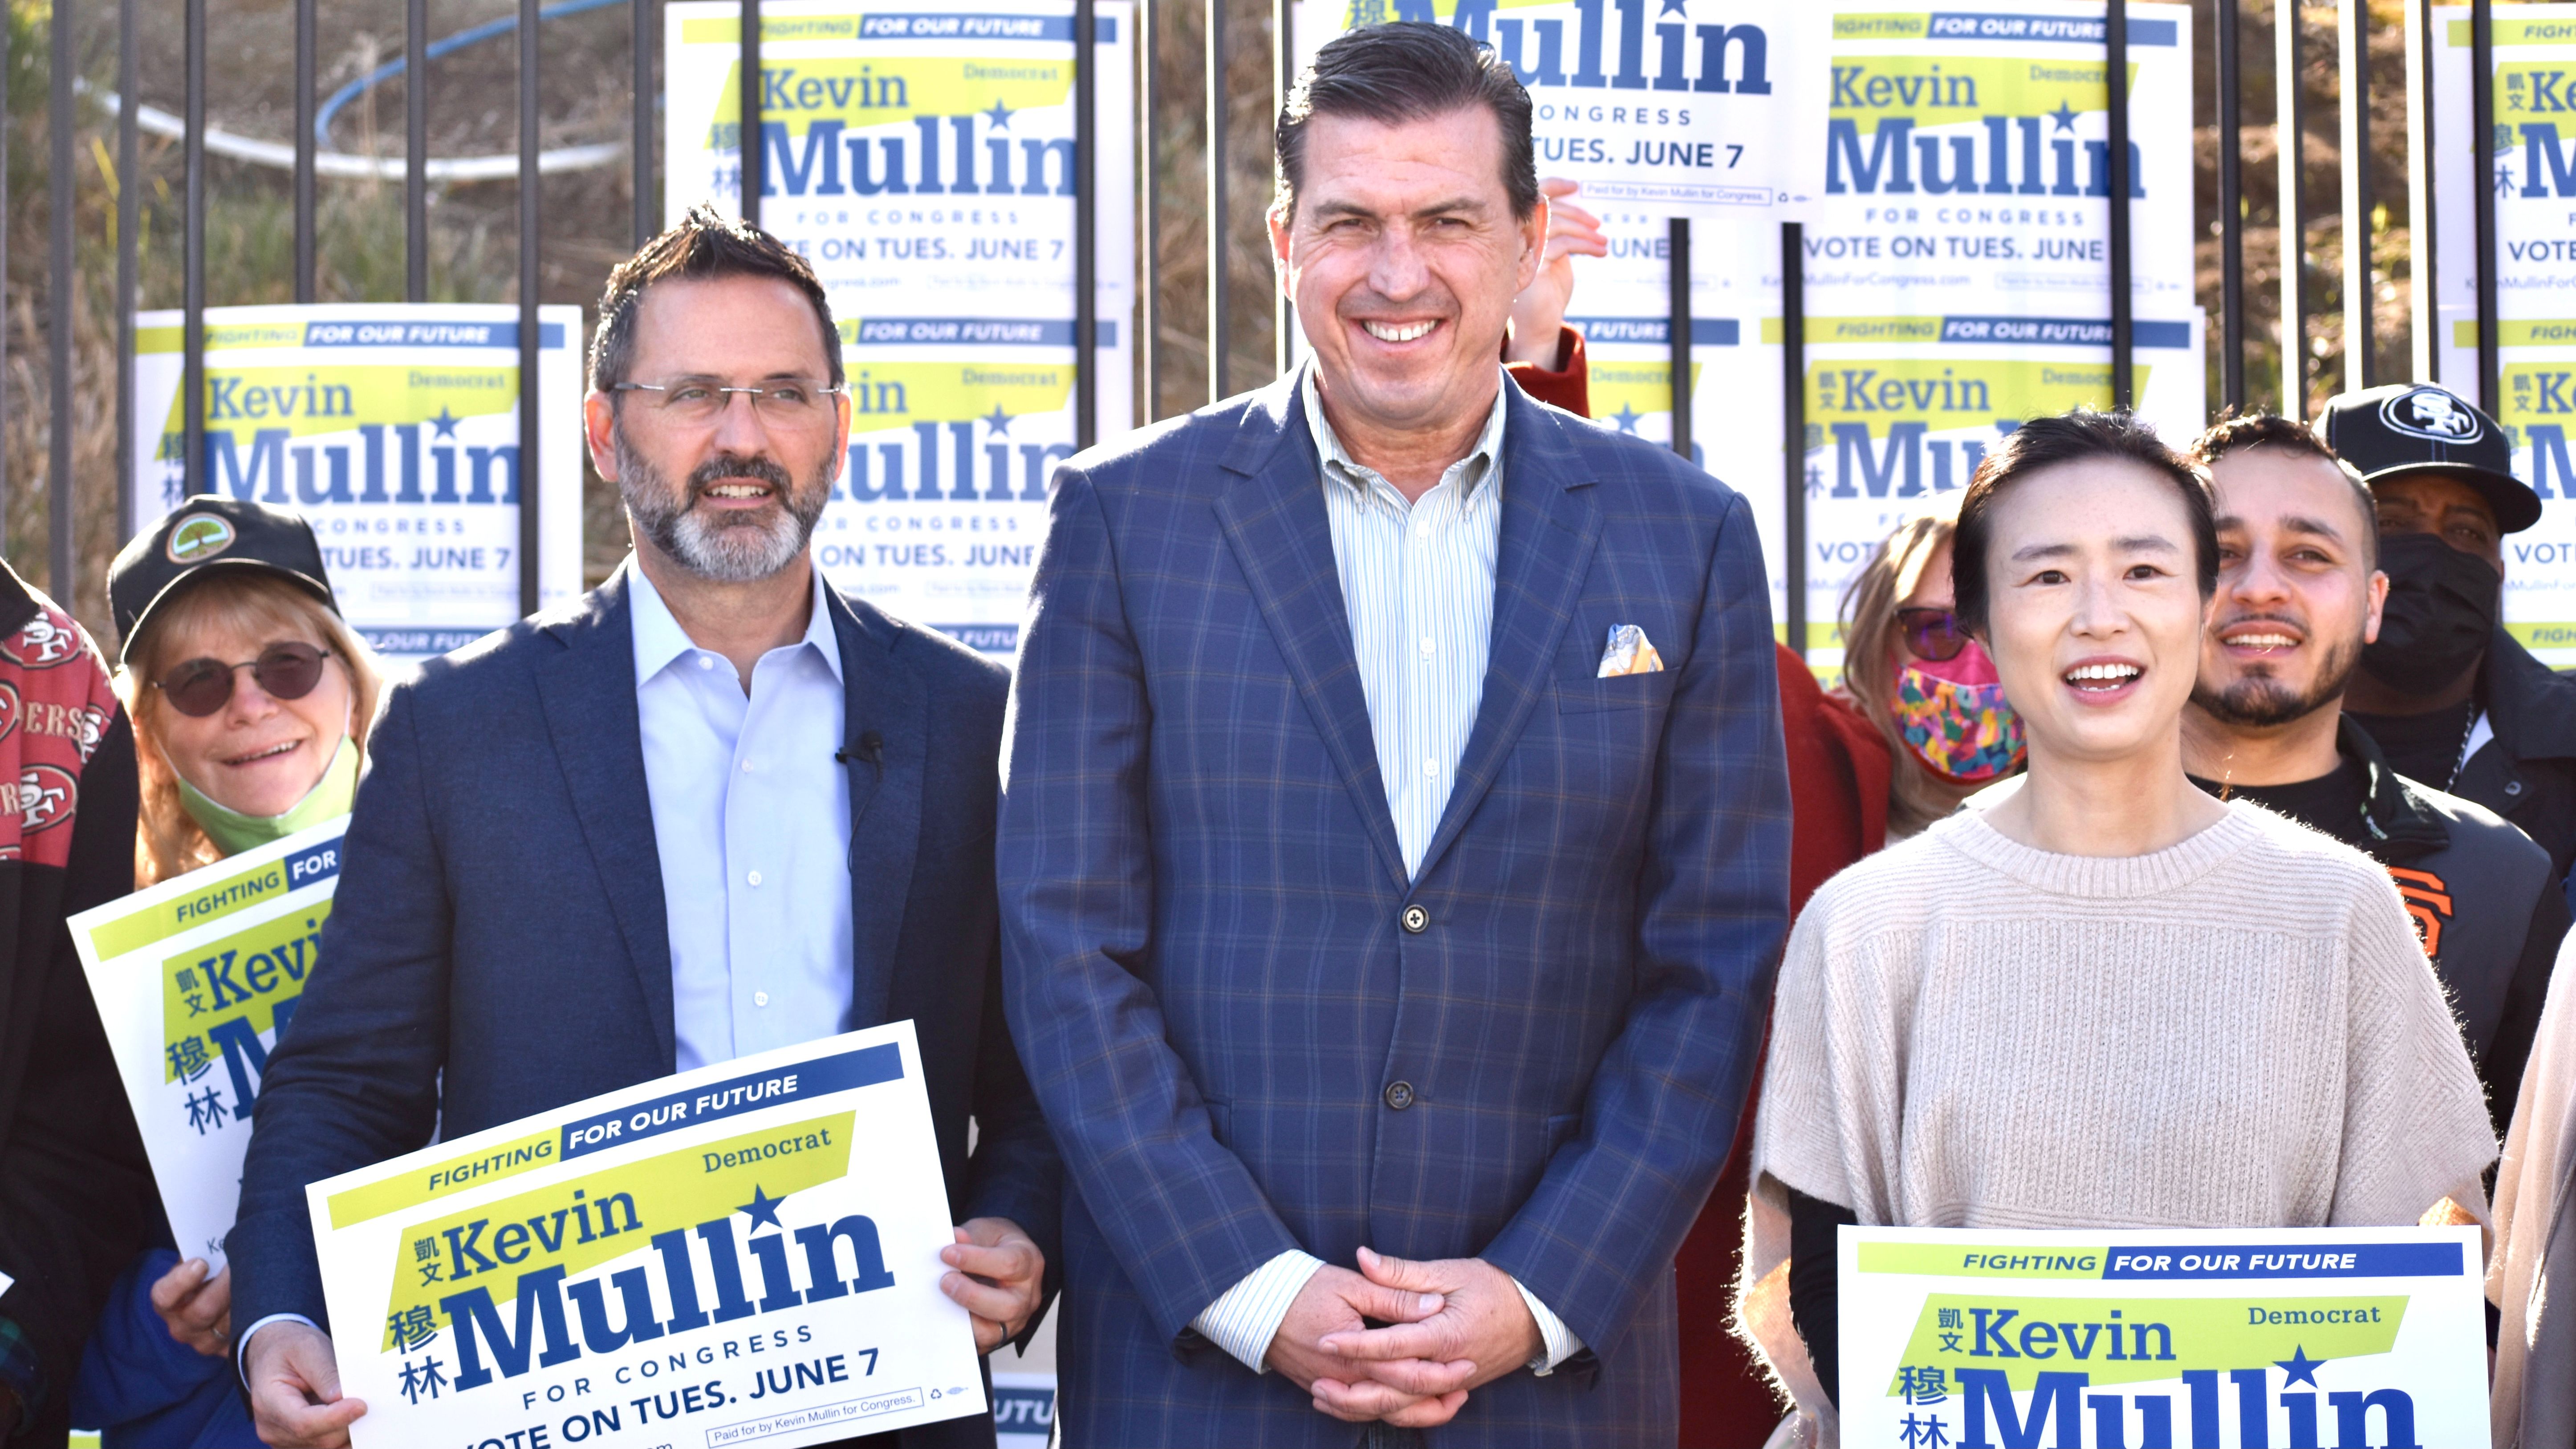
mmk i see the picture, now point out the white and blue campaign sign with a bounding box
[1293,0,1827,217]
[2429,4,2576,665]
[130,305,584,661]
[990,1372,1053,1449]
[1842,1226,2487,1448]
[1785,0,2202,671]
[69,818,349,1268]
[665,0,1137,653]
[311,1022,988,1449]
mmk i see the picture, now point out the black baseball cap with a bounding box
[2313,382,2543,534]
[109,497,338,665]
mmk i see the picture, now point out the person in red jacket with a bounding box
[1502,185,1892,1443]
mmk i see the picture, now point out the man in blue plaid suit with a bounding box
[998,23,1790,1446]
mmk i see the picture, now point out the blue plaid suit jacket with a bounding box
[998,373,1790,1446]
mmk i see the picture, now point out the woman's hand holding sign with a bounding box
[937,1216,1045,1352]
[150,1257,234,1356]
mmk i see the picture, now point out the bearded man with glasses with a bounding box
[226,205,1058,1449]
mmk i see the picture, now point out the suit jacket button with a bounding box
[1401,905,1429,934]
[1383,1081,1415,1110]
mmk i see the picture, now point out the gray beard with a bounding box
[2190,628,2362,729]
[615,435,830,584]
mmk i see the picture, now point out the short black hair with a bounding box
[1274,21,1538,222]
[590,203,842,392]
[1953,409,2218,638]
[2186,409,2379,568]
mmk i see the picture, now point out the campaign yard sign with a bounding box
[2429,4,2576,665]
[310,1023,985,1449]
[68,818,348,1267]
[1841,1226,2487,1449]
[130,306,584,661]
[664,0,1136,654]
[1294,0,1826,216]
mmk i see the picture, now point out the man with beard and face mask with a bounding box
[2316,384,2576,901]
[224,207,1060,1449]
[2179,412,2567,1132]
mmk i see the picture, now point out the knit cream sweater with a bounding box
[1737,800,2498,1434]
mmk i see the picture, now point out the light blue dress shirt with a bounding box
[629,561,856,1074]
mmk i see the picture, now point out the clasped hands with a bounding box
[1265,1247,1544,1429]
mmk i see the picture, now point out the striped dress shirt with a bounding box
[1188,370,1583,1378]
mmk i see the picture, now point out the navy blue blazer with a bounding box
[998,374,1791,1446]
[229,568,1058,1445]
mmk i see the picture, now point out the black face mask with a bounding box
[2360,531,2500,695]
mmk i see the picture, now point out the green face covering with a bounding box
[177,733,356,856]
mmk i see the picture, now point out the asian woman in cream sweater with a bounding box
[1736,411,2495,1444]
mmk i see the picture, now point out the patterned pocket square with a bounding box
[1597,624,1665,678]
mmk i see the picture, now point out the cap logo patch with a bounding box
[166,513,235,564]
[2382,386,2485,443]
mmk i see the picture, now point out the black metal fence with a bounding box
[0,0,2527,654]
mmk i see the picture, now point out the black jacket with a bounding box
[0,565,149,1447]
[2339,718,2568,1136]
[2452,627,2576,892]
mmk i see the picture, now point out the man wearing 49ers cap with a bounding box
[0,560,149,1447]
[2320,382,2576,900]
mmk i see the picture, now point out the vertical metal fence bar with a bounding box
[2338,0,2371,390]
[408,0,429,301]
[117,0,137,533]
[1141,0,1159,420]
[2106,0,2133,409]
[1272,0,1292,378]
[184,0,205,491]
[2471,0,2497,410]
[1666,219,1689,461]
[2218,0,2246,410]
[1780,221,1806,664]
[2409,0,2438,381]
[295,0,317,302]
[49,0,74,597]
[1205,0,1227,403]
[520,0,541,614]
[2277,0,2306,416]
[739,0,762,225]
[634,0,656,244]
[1076,0,1097,447]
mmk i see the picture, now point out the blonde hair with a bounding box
[1837,492,1969,836]
[117,574,385,885]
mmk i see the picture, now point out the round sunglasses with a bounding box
[1895,607,1971,663]
[154,642,333,718]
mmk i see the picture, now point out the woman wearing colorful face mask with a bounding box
[1836,493,2025,837]
[70,497,382,1448]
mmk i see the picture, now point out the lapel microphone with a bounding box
[835,731,886,769]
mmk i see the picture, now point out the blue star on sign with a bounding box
[983,404,1014,435]
[2274,1345,2325,1387]
[429,406,462,439]
[738,1185,788,1232]
[1609,403,1643,435]
[984,100,1016,130]
[1658,0,1687,15]
[2049,99,2080,134]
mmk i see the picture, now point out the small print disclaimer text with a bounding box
[704,1388,926,1445]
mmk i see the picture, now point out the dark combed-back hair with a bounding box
[2186,409,2379,567]
[1953,409,2218,638]
[589,203,842,392]
[1274,22,1538,221]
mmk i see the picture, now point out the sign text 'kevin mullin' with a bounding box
[167,378,520,511]
[425,1180,898,1393]
[1826,66,2146,198]
[747,73,1076,201]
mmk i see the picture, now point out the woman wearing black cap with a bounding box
[69,497,382,1448]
